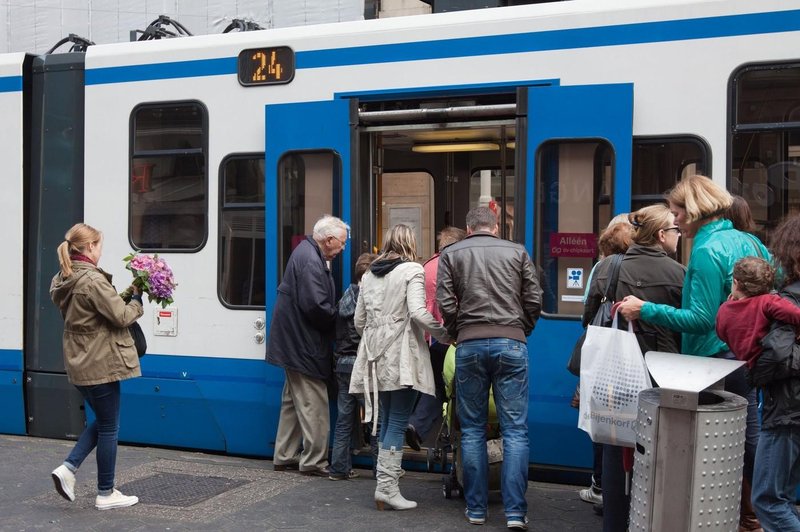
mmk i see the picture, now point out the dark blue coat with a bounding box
[266,237,337,380]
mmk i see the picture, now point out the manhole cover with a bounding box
[119,472,250,507]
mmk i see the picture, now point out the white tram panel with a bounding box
[0,53,26,353]
[82,0,800,359]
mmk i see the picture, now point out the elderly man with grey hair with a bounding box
[267,214,350,476]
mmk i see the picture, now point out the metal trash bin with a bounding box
[629,352,748,532]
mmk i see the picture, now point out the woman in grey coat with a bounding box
[350,224,449,510]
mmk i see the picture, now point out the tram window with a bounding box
[277,151,339,277]
[219,155,266,308]
[129,102,207,251]
[732,63,800,241]
[631,138,708,212]
[536,141,613,317]
[381,172,435,260]
[469,169,515,239]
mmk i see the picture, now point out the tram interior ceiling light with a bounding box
[412,142,500,153]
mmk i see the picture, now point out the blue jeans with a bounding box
[456,338,529,521]
[752,427,800,532]
[378,388,418,451]
[65,381,121,495]
[330,372,360,475]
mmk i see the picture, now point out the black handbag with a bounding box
[567,253,624,376]
[129,321,147,357]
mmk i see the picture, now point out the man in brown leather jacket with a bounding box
[436,206,541,530]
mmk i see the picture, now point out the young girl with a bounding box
[716,256,800,368]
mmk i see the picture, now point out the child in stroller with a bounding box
[433,345,503,498]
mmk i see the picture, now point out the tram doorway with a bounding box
[355,97,519,258]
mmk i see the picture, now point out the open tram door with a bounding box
[263,98,356,456]
[523,83,633,473]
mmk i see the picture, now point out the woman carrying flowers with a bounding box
[49,223,144,510]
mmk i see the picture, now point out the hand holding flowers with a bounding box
[119,253,177,308]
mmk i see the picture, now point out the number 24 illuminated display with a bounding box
[237,46,295,86]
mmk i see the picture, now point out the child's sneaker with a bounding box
[51,464,76,502]
[328,470,360,480]
[95,489,139,510]
[579,485,603,504]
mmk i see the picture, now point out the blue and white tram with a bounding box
[1,0,799,477]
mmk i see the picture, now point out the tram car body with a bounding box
[1,0,799,476]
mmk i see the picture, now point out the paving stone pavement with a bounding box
[0,434,603,531]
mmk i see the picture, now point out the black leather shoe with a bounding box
[300,467,330,477]
[405,425,422,451]
[273,463,299,472]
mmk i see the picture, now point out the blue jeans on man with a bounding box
[64,381,121,494]
[456,338,529,522]
[752,426,800,531]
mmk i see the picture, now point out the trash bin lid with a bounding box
[645,351,745,393]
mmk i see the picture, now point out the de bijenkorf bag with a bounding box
[578,311,651,447]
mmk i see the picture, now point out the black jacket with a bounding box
[333,283,360,373]
[437,232,542,343]
[266,237,337,380]
[585,244,685,355]
[749,281,800,430]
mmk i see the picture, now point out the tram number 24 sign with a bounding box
[238,46,295,86]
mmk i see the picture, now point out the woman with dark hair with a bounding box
[585,204,685,531]
[349,224,449,511]
[617,175,770,532]
[749,214,800,531]
[727,195,756,234]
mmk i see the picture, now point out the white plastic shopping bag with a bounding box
[578,312,651,448]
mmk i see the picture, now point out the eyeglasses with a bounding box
[662,227,681,235]
[328,235,347,247]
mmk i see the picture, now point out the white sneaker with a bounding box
[95,489,139,510]
[507,516,529,530]
[51,465,76,502]
[578,486,603,505]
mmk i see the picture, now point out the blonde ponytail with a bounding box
[56,240,73,277]
[58,223,102,277]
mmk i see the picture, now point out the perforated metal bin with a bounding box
[628,361,747,532]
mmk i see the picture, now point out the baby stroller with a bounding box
[432,345,503,499]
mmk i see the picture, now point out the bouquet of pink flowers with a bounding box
[119,252,177,308]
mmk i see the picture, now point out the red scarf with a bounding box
[70,253,96,266]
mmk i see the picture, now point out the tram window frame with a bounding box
[631,136,710,212]
[129,100,209,252]
[276,150,343,282]
[535,139,614,318]
[729,61,800,241]
[218,153,266,309]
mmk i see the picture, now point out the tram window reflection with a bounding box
[129,101,207,251]
[732,62,800,243]
[277,151,339,278]
[536,141,612,317]
[219,155,266,308]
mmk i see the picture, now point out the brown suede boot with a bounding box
[739,477,764,532]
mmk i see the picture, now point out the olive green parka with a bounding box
[50,261,143,386]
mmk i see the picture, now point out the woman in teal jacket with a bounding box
[617,175,769,532]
